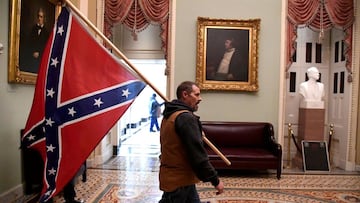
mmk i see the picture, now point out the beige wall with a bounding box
[0,0,34,195]
[173,0,282,127]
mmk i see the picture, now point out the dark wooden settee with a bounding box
[202,121,282,179]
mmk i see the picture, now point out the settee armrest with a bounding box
[264,123,282,179]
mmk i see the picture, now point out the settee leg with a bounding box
[277,169,281,180]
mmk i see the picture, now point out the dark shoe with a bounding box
[82,172,87,182]
[150,130,156,132]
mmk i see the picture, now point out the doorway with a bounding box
[284,27,351,170]
[116,59,167,158]
[88,59,167,170]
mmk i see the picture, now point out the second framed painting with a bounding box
[8,0,60,84]
[196,17,260,91]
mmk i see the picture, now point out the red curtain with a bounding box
[104,0,169,56]
[287,0,354,75]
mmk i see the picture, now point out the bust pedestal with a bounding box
[293,101,325,169]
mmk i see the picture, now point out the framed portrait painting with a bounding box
[196,17,260,91]
[8,0,60,84]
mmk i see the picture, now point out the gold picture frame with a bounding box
[196,17,260,91]
[8,0,60,84]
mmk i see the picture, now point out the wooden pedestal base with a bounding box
[298,108,325,141]
[293,108,325,169]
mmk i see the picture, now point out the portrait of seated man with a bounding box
[205,29,249,82]
[19,1,55,74]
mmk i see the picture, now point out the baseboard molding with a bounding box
[0,183,23,202]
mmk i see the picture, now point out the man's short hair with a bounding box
[176,81,198,99]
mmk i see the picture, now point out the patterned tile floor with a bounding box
[48,125,360,202]
[52,167,360,203]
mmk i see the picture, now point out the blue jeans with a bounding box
[159,185,200,203]
[150,116,159,132]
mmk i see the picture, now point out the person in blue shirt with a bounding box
[149,93,163,132]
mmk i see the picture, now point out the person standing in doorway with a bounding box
[159,81,224,202]
[149,93,162,132]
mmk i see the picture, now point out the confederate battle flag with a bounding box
[21,7,145,202]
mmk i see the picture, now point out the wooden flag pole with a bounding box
[202,132,231,165]
[64,0,231,166]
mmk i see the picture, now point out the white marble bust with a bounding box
[299,67,325,109]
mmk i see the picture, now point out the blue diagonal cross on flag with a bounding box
[22,7,145,202]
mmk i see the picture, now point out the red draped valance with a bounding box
[287,0,354,76]
[104,0,169,57]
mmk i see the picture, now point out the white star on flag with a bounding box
[46,144,56,152]
[50,57,59,68]
[45,118,55,127]
[68,107,76,117]
[27,134,35,141]
[57,25,64,36]
[45,191,52,196]
[94,98,103,107]
[51,57,59,67]
[47,88,55,98]
[122,88,131,98]
[48,168,56,175]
